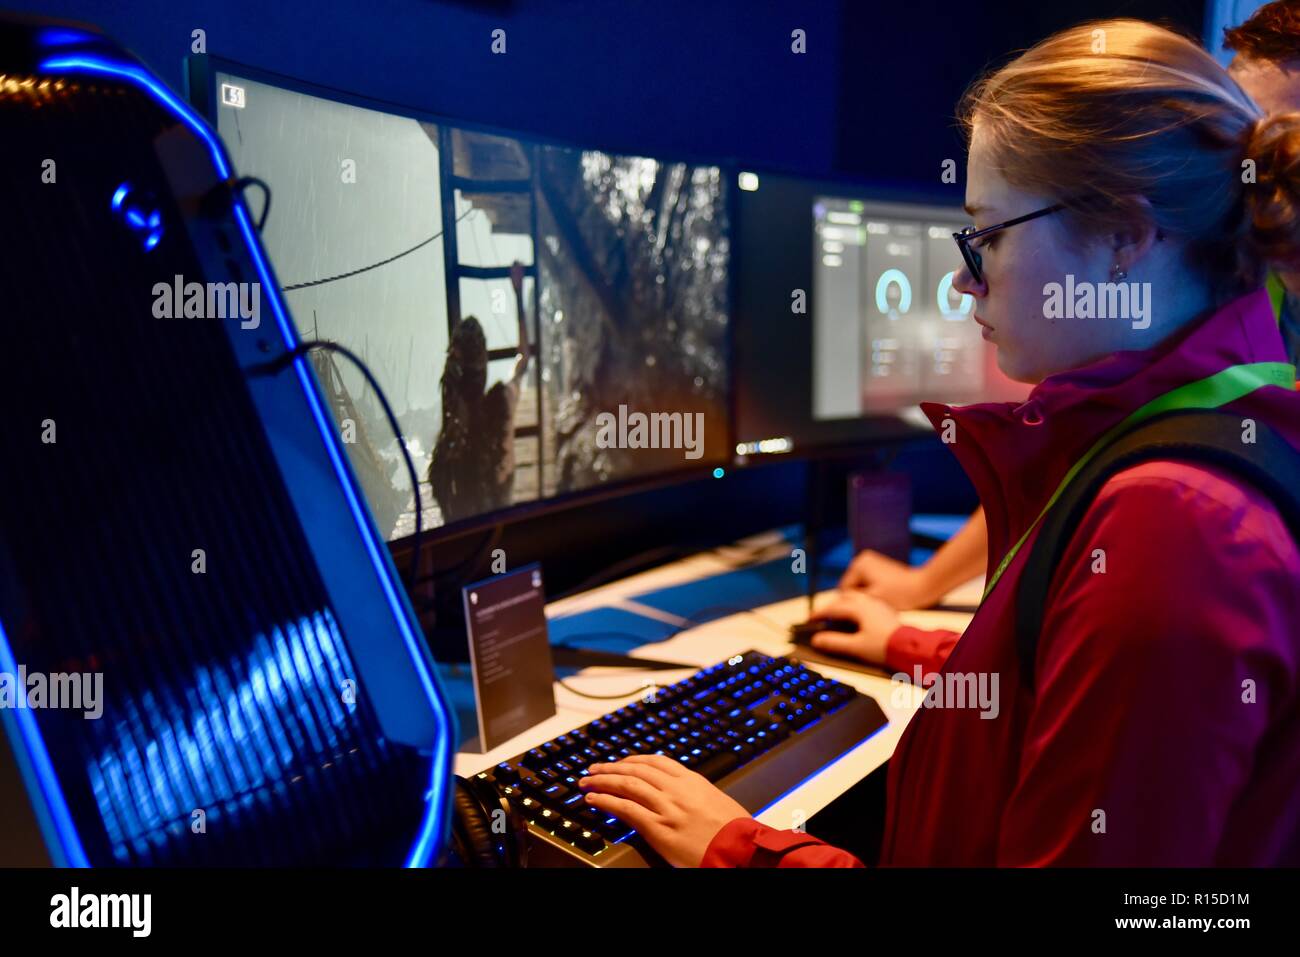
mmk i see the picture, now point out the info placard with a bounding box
[461,563,556,752]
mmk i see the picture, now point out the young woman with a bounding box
[578,19,1300,866]
[839,0,1300,624]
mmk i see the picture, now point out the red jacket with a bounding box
[703,289,1300,867]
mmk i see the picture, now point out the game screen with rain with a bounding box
[216,72,730,539]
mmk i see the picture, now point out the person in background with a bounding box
[580,19,1300,866]
[1226,0,1300,364]
[836,0,1300,644]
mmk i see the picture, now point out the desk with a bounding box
[450,527,978,829]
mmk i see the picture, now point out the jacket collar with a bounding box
[920,289,1290,557]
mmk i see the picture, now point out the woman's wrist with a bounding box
[913,563,948,606]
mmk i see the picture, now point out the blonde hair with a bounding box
[959,18,1300,299]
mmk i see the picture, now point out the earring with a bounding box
[1110,263,1127,281]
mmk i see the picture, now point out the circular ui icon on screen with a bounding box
[875,268,912,316]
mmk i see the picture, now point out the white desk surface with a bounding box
[452,529,978,829]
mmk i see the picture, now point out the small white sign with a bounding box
[221,83,246,109]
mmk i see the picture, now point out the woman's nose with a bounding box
[952,260,986,299]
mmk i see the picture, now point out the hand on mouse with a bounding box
[810,590,900,665]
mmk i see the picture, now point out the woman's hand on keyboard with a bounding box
[579,754,749,867]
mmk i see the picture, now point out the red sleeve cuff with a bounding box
[700,816,766,867]
[700,817,864,867]
[885,624,961,679]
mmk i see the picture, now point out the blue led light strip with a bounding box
[35,52,453,867]
[0,619,90,866]
[88,611,359,861]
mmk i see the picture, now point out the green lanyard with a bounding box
[981,361,1298,601]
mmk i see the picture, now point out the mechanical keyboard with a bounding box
[472,650,888,866]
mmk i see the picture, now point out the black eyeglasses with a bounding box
[952,203,1065,285]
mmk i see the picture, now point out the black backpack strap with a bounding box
[1015,410,1300,691]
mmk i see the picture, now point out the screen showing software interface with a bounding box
[812,197,1018,419]
[216,73,730,539]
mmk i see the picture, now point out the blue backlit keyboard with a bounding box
[474,651,888,867]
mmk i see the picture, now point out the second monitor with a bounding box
[814,197,986,417]
[733,173,1026,459]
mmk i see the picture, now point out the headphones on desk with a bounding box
[445,773,530,867]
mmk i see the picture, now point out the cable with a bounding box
[249,339,423,588]
[448,524,503,586]
[233,176,271,232]
[281,206,476,292]
[556,676,664,701]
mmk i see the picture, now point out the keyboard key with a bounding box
[573,805,604,828]
[518,776,546,797]
[519,797,542,821]
[542,782,571,803]
[555,818,583,844]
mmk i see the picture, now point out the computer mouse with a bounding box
[788,616,859,644]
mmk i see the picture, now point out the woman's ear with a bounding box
[1110,196,1160,275]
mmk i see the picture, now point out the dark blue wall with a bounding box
[834,0,1205,185]
[13,0,1206,181]
[12,0,841,173]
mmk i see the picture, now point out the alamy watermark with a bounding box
[0,666,102,719]
[1043,274,1151,330]
[594,405,705,460]
[50,887,150,937]
[890,665,1000,719]
[152,274,260,329]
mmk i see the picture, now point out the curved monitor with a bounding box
[187,57,731,543]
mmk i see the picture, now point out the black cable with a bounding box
[249,339,423,588]
[556,676,665,701]
[233,176,271,232]
[448,524,503,586]
[552,603,790,700]
[281,206,476,292]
